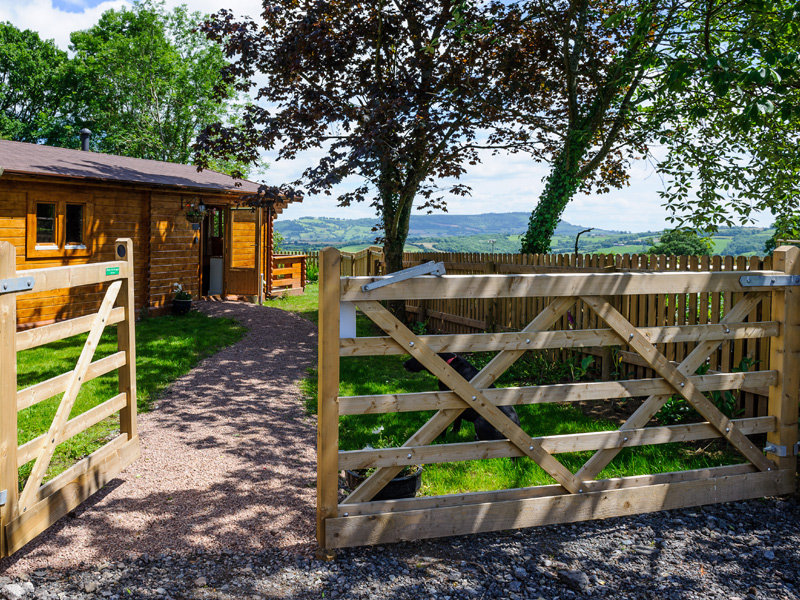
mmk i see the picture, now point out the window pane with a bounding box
[36,203,56,244]
[66,204,83,245]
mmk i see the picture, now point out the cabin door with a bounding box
[225,207,262,299]
[201,207,225,296]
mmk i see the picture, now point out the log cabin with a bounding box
[0,138,301,328]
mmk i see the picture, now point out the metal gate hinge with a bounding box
[764,442,799,457]
[740,274,800,287]
[0,489,6,507]
[0,276,35,294]
[361,261,446,292]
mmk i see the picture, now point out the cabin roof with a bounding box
[0,139,261,195]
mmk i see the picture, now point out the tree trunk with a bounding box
[381,188,414,321]
[520,153,583,254]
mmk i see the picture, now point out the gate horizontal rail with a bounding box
[317,247,800,554]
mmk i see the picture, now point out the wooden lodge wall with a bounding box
[0,175,247,328]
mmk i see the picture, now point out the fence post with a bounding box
[115,239,137,441]
[317,247,340,559]
[0,242,19,557]
[767,246,800,480]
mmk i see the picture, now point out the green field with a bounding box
[280,214,776,257]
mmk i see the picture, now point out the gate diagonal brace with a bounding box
[361,261,445,292]
[580,295,775,474]
[351,299,583,496]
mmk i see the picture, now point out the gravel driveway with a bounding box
[1,300,799,600]
[1,300,319,576]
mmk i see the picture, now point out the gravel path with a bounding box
[2,301,799,599]
[1,301,319,576]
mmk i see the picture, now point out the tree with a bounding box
[651,0,800,236]
[513,0,683,254]
[68,0,241,165]
[765,212,800,255]
[647,229,710,256]
[195,1,527,274]
[513,0,800,254]
[0,22,72,144]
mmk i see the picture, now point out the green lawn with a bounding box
[16,310,247,488]
[285,284,741,496]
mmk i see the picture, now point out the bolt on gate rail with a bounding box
[0,239,140,557]
[316,246,800,554]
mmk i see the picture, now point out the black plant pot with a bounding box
[345,467,423,501]
[172,298,192,315]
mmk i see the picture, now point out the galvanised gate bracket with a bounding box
[764,442,800,457]
[361,261,446,292]
[0,276,34,295]
[740,274,800,287]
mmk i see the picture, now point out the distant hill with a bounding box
[275,213,775,257]
[275,213,626,244]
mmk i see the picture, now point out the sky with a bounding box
[0,0,774,232]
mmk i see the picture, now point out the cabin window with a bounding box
[27,196,93,258]
[65,204,84,246]
[36,203,57,245]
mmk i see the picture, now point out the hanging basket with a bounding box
[185,211,204,224]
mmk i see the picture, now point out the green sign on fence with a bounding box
[106,267,120,276]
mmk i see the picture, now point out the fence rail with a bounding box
[0,239,140,557]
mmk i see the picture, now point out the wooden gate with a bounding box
[0,239,140,557]
[316,246,799,552]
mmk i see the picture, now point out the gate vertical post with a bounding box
[767,246,800,479]
[0,242,19,557]
[116,239,137,440]
[317,247,340,558]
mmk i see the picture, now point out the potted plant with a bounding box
[344,465,423,501]
[172,282,193,315]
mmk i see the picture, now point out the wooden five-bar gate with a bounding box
[316,247,799,553]
[0,239,140,557]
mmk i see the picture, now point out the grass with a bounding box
[264,281,320,324]
[286,284,742,496]
[16,310,247,489]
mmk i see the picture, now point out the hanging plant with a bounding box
[182,199,216,224]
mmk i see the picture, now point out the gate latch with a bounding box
[740,274,800,287]
[0,489,6,507]
[764,442,800,457]
[0,276,35,295]
[361,261,446,292]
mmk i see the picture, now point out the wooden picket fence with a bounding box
[404,252,779,418]
[306,246,383,277]
[316,246,799,553]
[0,239,140,557]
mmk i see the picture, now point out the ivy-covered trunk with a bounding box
[520,149,584,255]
